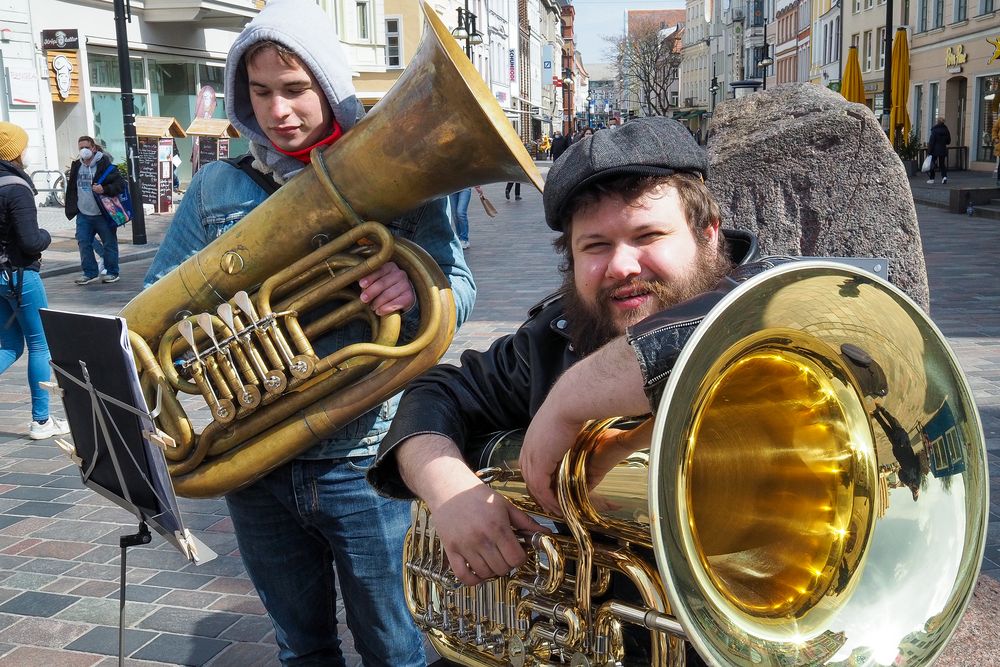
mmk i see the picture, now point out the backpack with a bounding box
[221,154,281,196]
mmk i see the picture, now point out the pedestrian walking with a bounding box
[449,188,471,248]
[551,130,570,161]
[65,135,125,284]
[926,117,951,184]
[505,181,522,200]
[0,122,71,440]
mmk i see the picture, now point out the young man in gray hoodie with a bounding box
[144,1,475,664]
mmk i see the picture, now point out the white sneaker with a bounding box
[460,240,470,249]
[29,416,71,440]
[926,179,935,184]
[942,177,947,184]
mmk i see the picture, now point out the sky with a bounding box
[571,0,686,66]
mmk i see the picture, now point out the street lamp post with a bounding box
[757,21,774,91]
[709,64,719,112]
[112,0,146,245]
[451,1,483,59]
[586,91,593,128]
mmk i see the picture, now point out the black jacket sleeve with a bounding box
[1,180,50,269]
[64,160,79,220]
[368,300,575,499]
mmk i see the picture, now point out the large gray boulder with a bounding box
[707,83,929,312]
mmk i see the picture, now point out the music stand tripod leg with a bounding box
[119,522,151,667]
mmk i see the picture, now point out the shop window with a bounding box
[977,75,999,162]
[385,17,402,68]
[928,82,939,132]
[92,91,148,162]
[89,54,144,89]
[913,84,923,140]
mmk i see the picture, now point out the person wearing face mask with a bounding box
[64,135,125,285]
[0,122,72,440]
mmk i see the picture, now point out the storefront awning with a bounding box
[672,111,692,119]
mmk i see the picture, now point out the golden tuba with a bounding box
[404,262,988,666]
[120,1,543,499]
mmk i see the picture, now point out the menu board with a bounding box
[137,137,174,213]
[197,137,219,171]
[137,137,159,207]
[218,139,230,159]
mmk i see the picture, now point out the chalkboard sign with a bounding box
[137,137,159,208]
[218,139,230,159]
[157,138,173,213]
[198,137,218,170]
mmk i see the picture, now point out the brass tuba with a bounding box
[120,1,543,499]
[404,262,988,666]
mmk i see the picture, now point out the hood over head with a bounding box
[225,0,364,177]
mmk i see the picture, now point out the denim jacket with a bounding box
[145,159,476,460]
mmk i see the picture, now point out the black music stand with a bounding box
[38,309,216,667]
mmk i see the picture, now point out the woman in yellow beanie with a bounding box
[0,121,71,439]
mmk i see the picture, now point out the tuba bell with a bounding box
[404,261,989,666]
[120,1,543,499]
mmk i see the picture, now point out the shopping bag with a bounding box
[921,155,933,173]
[478,192,498,218]
[95,165,133,227]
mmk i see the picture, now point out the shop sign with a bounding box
[47,50,79,103]
[41,29,79,51]
[945,45,967,73]
[6,68,38,106]
[509,49,516,82]
[988,36,1000,65]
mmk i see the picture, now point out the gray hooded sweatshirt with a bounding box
[225,0,365,183]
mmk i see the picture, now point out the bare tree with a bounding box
[605,19,683,117]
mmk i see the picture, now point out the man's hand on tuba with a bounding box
[359,261,415,315]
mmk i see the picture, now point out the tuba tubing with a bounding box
[121,1,543,498]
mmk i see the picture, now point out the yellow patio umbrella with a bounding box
[889,27,911,147]
[841,46,866,104]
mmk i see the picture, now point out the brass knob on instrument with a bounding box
[221,251,245,275]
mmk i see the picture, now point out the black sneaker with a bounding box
[102,274,120,283]
[74,275,100,285]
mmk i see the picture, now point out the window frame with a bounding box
[384,16,402,69]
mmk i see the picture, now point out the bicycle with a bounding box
[30,169,66,208]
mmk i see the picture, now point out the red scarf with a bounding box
[272,119,343,164]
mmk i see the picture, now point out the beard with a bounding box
[562,242,734,357]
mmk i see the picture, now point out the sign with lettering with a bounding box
[945,45,968,67]
[509,49,516,82]
[6,67,38,106]
[41,29,79,51]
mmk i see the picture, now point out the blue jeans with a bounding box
[225,457,424,667]
[76,212,119,278]
[448,189,471,242]
[0,270,52,422]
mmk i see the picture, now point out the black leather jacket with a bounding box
[368,229,761,499]
[0,160,49,272]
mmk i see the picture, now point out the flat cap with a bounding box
[543,117,709,231]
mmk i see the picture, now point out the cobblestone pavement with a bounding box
[0,169,995,665]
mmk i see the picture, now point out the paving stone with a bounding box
[0,486,72,502]
[65,625,158,657]
[216,615,273,642]
[180,556,246,578]
[41,576,85,593]
[156,590,222,610]
[15,557,76,575]
[141,571,216,591]
[70,580,121,598]
[3,501,73,518]
[132,633,229,667]
[41,475,86,489]
[56,596,157,627]
[136,608,240,638]
[7,445,62,460]
[0,517,26,532]
[1,538,40,555]
[76,545,124,564]
[25,519,118,542]
[202,641,276,667]
[0,473,56,487]
[0,646,102,666]
[104,585,171,604]
[201,577,255,596]
[65,562,122,582]
[206,595,265,615]
[18,539,96,559]
[0,615,90,648]
[0,591,78,617]
[122,548,191,571]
